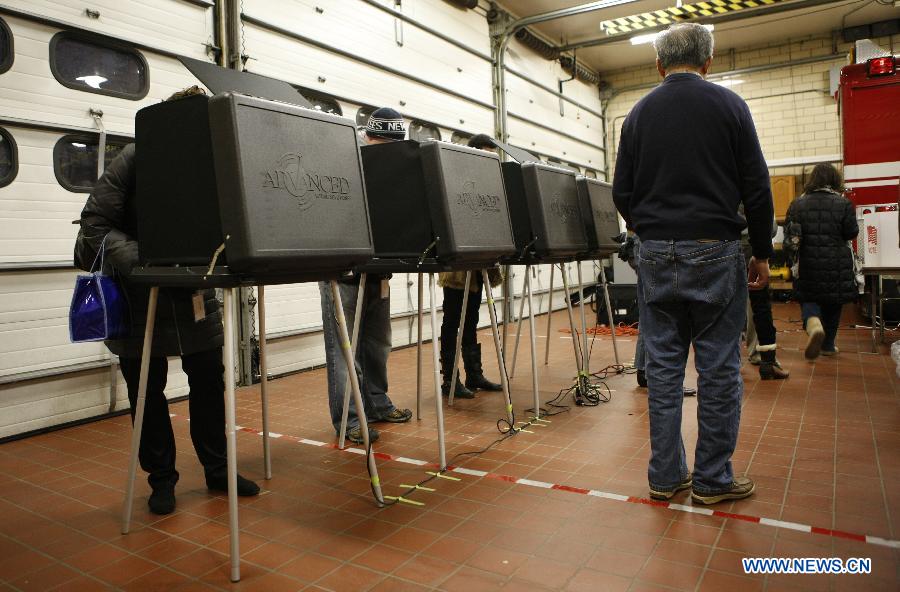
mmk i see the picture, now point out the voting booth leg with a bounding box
[576,264,590,376]
[448,271,471,406]
[330,281,384,505]
[544,264,555,365]
[121,286,159,535]
[560,267,585,375]
[502,268,511,363]
[222,288,241,582]
[599,265,620,366]
[428,274,448,469]
[416,273,424,420]
[481,271,515,426]
[509,269,528,379]
[338,275,367,449]
[525,271,541,419]
[257,286,271,480]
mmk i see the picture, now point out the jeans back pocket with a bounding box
[677,241,741,306]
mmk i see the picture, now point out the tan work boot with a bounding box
[691,476,756,505]
[804,317,825,360]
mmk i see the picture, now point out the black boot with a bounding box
[440,348,474,399]
[148,483,176,515]
[636,369,647,388]
[758,350,789,380]
[462,344,502,392]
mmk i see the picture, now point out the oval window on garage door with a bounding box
[0,128,17,188]
[54,135,131,192]
[450,131,472,146]
[408,120,441,142]
[356,105,375,128]
[50,32,148,100]
[299,90,343,116]
[0,18,13,75]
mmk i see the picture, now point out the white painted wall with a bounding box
[0,2,214,437]
[0,0,610,437]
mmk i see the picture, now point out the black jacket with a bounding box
[783,190,859,305]
[74,144,224,358]
[612,73,774,259]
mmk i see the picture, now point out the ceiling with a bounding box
[499,0,899,72]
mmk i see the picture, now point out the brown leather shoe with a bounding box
[691,476,756,505]
[649,473,692,501]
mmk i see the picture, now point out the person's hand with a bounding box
[748,257,769,290]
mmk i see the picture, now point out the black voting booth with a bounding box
[123,75,381,583]
[498,151,588,263]
[352,138,519,465]
[575,176,620,259]
[134,91,373,284]
[359,139,516,271]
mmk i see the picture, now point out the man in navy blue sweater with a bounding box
[613,23,774,505]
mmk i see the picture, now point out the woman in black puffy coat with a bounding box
[783,164,859,359]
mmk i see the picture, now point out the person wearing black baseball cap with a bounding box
[318,107,412,445]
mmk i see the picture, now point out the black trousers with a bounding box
[119,348,227,489]
[749,286,776,347]
[440,281,483,355]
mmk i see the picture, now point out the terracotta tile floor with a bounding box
[1,304,898,591]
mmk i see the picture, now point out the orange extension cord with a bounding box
[558,322,640,337]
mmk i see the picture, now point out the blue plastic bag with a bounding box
[69,237,129,342]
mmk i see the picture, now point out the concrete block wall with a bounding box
[602,33,898,180]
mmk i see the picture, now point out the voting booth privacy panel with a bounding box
[501,160,588,263]
[576,176,620,259]
[360,140,516,270]
[135,91,373,282]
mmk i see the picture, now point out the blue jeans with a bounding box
[638,240,747,494]
[319,280,396,433]
[635,331,646,371]
[801,302,842,351]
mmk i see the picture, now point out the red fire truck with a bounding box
[840,53,900,265]
[839,51,900,323]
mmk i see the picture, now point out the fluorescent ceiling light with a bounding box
[71,143,87,148]
[76,75,108,89]
[629,23,713,45]
[630,32,659,45]
[713,78,744,87]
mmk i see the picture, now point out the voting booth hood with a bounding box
[134,92,374,282]
[359,139,516,270]
[501,159,588,264]
[575,176,621,260]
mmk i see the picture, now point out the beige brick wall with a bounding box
[602,34,898,180]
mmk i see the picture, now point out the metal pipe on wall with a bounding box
[492,0,640,142]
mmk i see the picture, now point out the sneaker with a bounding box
[804,317,825,360]
[148,485,176,515]
[691,476,756,505]
[377,408,413,423]
[821,347,839,356]
[206,473,261,497]
[649,473,692,501]
[346,425,379,445]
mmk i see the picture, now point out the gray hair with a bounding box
[653,23,714,70]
